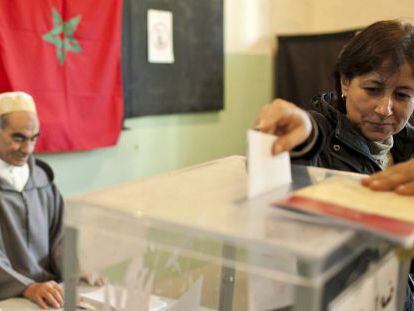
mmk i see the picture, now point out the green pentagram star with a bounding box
[43,8,82,64]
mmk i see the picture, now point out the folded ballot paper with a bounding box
[247,130,292,198]
[277,176,414,247]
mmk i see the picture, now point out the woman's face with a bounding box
[341,61,414,141]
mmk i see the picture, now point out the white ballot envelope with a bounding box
[247,130,292,198]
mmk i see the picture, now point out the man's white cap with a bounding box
[0,92,37,116]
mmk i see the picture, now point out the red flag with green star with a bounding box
[0,0,123,152]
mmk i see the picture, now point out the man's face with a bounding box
[0,111,39,166]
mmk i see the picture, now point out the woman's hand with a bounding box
[255,99,313,155]
[361,159,414,195]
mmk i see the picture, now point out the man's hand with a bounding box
[361,159,414,195]
[23,281,63,309]
[80,272,105,286]
[255,99,313,155]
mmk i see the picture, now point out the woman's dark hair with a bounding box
[334,20,414,105]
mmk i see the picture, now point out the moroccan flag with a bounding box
[0,0,123,152]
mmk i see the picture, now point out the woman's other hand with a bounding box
[361,159,414,195]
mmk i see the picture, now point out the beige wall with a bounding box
[225,0,313,54]
[311,0,414,32]
[225,0,414,54]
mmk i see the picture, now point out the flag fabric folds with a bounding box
[0,0,123,152]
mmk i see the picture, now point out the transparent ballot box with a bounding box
[64,156,408,311]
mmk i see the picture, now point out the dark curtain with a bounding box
[122,0,224,118]
[275,30,356,109]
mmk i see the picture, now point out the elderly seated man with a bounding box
[0,92,64,309]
